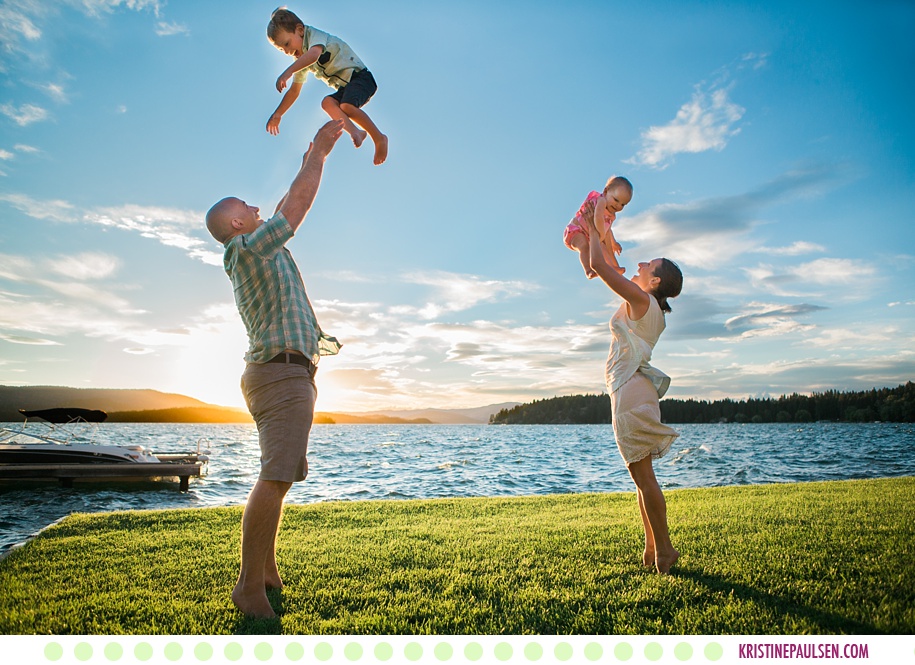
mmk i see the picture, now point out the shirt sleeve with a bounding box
[237,212,293,259]
[304,25,330,50]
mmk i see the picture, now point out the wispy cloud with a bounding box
[155,20,188,36]
[0,150,13,160]
[0,194,222,266]
[627,54,766,169]
[14,144,39,153]
[761,241,826,256]
[41,83,68,103]
[399,271,538,319]
[0,103,49,126]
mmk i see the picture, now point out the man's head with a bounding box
[205,197,262,244]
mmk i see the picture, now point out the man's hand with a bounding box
[266,114,282,136]
[308,119,345,160]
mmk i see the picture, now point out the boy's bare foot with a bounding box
[232,583,276,618]
[352,129,367,149]
[655,548,680,574]
[373,134,388,165]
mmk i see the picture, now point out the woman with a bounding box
[583,196,684,574]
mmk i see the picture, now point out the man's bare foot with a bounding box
[373,134,388,165]
[643,548,655,567]
[656,548,680,574]
[351,129,367,149]
[232,583,276,618]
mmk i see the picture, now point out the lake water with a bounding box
[2,422,914,555]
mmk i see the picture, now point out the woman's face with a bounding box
[632,259,662,291]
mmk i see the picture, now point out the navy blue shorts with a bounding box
[327,69,377,109]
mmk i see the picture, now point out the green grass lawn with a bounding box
[1,477,913,635]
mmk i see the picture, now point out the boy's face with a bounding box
[603,184,632,214]
[272,25,305,57]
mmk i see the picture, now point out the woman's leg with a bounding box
[636,488,655,566]
[627,455,679,573]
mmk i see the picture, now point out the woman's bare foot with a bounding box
[373,134,388,165]
[655,548,680,574]
[264,574,284,590]
[642,548,655,567]
[232,583,276,618]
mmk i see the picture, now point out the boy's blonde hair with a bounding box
[267,7,304,42]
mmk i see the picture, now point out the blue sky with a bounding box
[1,0,913,412]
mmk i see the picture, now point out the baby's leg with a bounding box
[340,103,388,165]
[321,97,367,148]
[570,233,595,278]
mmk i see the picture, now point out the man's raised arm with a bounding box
[279,119,344,233]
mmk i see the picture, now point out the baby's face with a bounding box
[603,185,632,215]
[272,26,304,57]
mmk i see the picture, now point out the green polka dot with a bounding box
[44,643,64,661]
[344,642,363,661]
[524,642,543,661]
[434,642,453,661]
[75,643,93,662]
[104,643,123,661]
[704,642,724,661]
[135,643,154,662]
[194,642,214,661]
[675,642,693,661]
[464,642,484,662]
[254,642,273,661]
[314,643,333,662]
[404,642,423,662]
[555,642,573,662]
[164,643,183,662]
[645,642,663,662]
[494,642,513,661]
[614,642,633,661]
[286,643,305,661]
[224,642,243,662]
[374,643,394,661]
[584,642,603,661]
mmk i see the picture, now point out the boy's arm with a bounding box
[266,81,303,135]
[276,44,324,92]
[278,119,344,233]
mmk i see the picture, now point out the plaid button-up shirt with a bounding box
[223,212,340,365]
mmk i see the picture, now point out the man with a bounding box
[205,119,344,618]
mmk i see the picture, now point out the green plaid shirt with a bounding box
[223,212,341,365]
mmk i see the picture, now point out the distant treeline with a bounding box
[489,382,915,425]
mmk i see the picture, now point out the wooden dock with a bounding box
[0,456,204,491]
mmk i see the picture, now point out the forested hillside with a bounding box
[489,382,915,424]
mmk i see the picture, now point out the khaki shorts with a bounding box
[241,362,317,483]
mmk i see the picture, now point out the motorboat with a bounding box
[0,407,208,490]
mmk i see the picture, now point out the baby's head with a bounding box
[267,7,305,51]
[602,176,633,215]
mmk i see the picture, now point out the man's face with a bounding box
[233,199,262,234]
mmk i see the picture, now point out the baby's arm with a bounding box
[594,197,624,274]
[276,44,324,92]
[266,81,303,135]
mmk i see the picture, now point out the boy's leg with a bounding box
[321,96,367,148]
[340,103,388,165]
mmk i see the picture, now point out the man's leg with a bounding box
[232,478,292,618]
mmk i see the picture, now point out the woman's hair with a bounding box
[650,258,683,314]
[267,7,304,42]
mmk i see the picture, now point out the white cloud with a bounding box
[762,241,826,256]
[155,20,188,36]
[14,144,39,153]
[0,103,49,126]
[42,83,68,103]
[400,271,537,319]
[0,150,13,160]
[116,105,127,114]
[628,86,745,169]
[0,194,223,266]
[47,252,121,280]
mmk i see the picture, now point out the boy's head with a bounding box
[602,175,633,214]
[267,7,304,47]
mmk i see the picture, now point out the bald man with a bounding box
[206,119,343,618]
